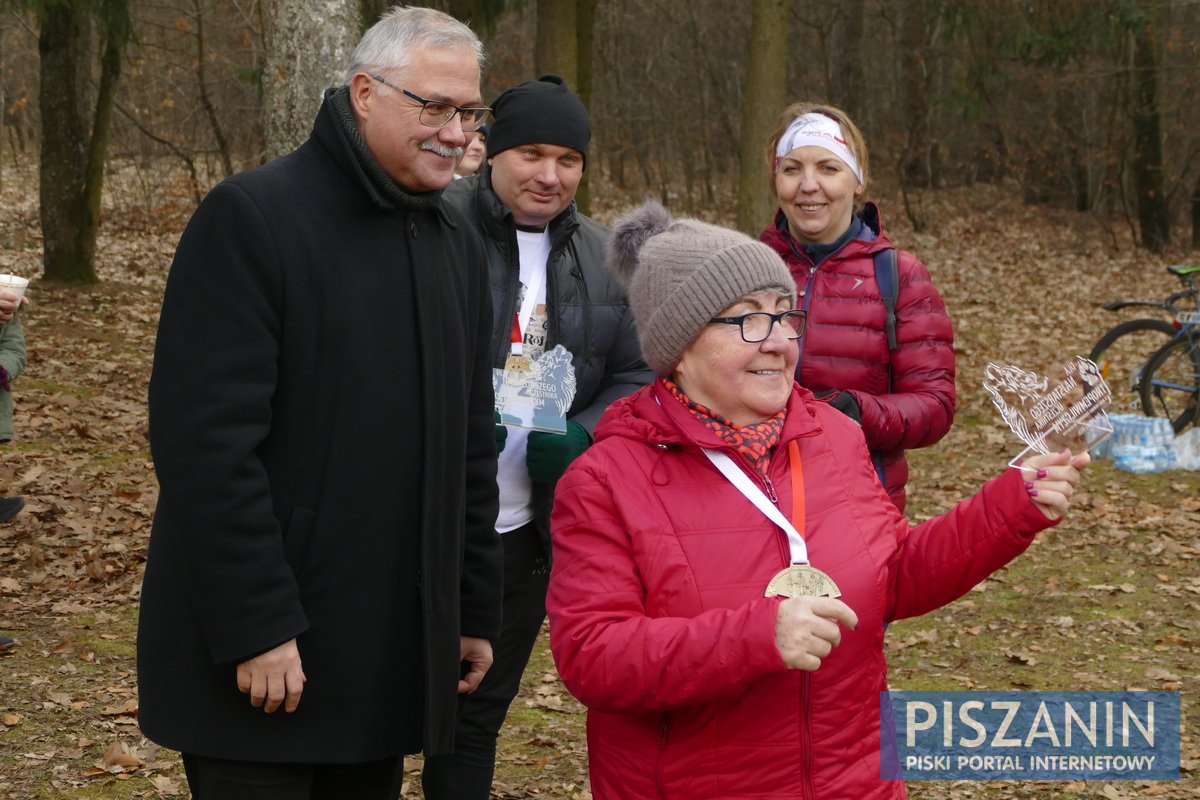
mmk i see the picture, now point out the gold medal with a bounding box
[764,564,842,598]
[504,354,533,373]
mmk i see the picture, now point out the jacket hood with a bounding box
[760,201,894,264]
[594,378,827,452]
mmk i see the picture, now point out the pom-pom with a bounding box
[606,200,671,287]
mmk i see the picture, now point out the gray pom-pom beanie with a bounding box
[607,200,797,376]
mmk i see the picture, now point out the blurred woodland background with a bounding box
[0,0,1198,285]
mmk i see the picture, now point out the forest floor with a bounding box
[0,165,1197,799]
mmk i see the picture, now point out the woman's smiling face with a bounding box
[774,146,863,245]
[672,291,799,426]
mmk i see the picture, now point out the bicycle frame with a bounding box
[1141,316,1200,431]
[1101,266,1200,320]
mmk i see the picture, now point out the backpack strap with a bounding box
[873,248,899,352]
[873,248,898,395]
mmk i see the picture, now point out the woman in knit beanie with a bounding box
[544,201,1089,799]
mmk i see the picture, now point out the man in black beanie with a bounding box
[431,77,651,799]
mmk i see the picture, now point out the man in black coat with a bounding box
[428,76,651,799]
[137,7,502,798]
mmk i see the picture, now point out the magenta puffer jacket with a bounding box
[760,204,955,512]
[547,380,1054,800]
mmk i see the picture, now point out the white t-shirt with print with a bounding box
[495,228,551,533]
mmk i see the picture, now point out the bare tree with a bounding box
[736,0,786,235]
[575,0,597,214]
[1193,177,1199,249]
[829,0,865,120]
[535,0,576,83]
[1130,5,1168,251]
[261,0,357,160]
[32,0,131,283]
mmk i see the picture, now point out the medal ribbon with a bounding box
[510,265,546,356]
[702,440,808,564]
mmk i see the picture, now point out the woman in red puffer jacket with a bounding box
[760,102,955,513]
[548,202,1087,799]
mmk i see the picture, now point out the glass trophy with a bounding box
[983,355,1113,466]
[493,344,577,434]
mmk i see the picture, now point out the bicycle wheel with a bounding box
[1088,318,1177,412]
[1139,335,1200,432]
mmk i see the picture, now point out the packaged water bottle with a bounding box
[1174,428,1200,470]
[1111,414,1173,472]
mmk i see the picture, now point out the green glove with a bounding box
[526,420,591,483]
[494,412,507,454]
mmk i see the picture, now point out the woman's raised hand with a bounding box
[1019,449,1091,520]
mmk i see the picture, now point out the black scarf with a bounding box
[328,85,442,214]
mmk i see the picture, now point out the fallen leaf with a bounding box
[150,775,182,796]
[101,698,139,717]
[1145,666,1180,681]
[101,740,145,769]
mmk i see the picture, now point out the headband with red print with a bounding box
[773,113,863,183]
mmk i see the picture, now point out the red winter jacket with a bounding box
[760,204,955,512]
[547,380,1055,800]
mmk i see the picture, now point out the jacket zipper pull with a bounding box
[762,474,779,504]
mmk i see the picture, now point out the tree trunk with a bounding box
[261,0,358,162]
[898,0,930,189]
[735,0,787,236]
[829,0,864,122]
[1192,177,1199,250]
[535,0,577,84]
[37,2,128,284]
[1131,14,1168,252]
[358,0,387,31]
[573,0,596,215]
[193,0,234,178]
[80,0,131,273]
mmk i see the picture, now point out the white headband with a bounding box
[774,113,863,183]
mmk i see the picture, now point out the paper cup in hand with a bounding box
[0,274,29,300]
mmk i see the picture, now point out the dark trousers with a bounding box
[421,522,549,800]
[182,753,403,800]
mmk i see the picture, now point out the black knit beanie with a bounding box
[486,75,590,168]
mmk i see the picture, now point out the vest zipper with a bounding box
[545,251,559,348]
[573,264,591,358]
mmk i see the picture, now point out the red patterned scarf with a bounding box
[662,378,784,477]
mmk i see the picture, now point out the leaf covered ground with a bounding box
[0,168,1197,799]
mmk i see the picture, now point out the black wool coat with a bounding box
[138,91,502,762]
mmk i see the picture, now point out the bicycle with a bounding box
[1138,310,1200,432]
[1088,264,1200,412]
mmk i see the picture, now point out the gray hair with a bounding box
[342,5,485,85]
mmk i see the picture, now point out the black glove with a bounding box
[526,420,591,483]
[815,389,861,424]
